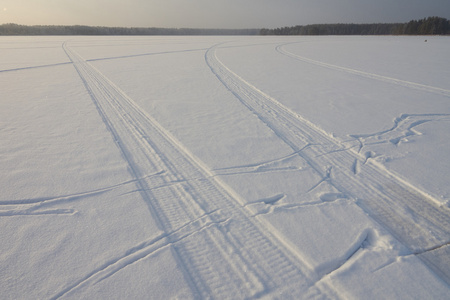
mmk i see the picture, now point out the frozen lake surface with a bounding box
[1,36,449,299]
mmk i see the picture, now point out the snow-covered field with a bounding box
[1,35,449,299]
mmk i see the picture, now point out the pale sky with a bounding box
[1,0,450,29]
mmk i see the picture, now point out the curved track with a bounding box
[276,42,450,98]
[206,42,450,284]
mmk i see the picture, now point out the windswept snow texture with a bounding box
[1,36,449,299]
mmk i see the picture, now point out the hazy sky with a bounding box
[1,0,450,29]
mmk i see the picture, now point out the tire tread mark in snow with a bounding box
[58,42,317,299]
[205,43,450,283]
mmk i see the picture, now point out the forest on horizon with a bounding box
[261,16,450,35]
[0,16,448,36]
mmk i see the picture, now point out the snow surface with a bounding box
[1,36,449,299]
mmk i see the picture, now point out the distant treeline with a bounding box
[1,16,449,36]
[261,17,450,35]
[0,24,259,36]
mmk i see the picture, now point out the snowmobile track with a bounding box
[58,42,333,299]
[276,43,450,98]
[206,42,450,284]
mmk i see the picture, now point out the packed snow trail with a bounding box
[206,43,450,284]
[59,42,336,298]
